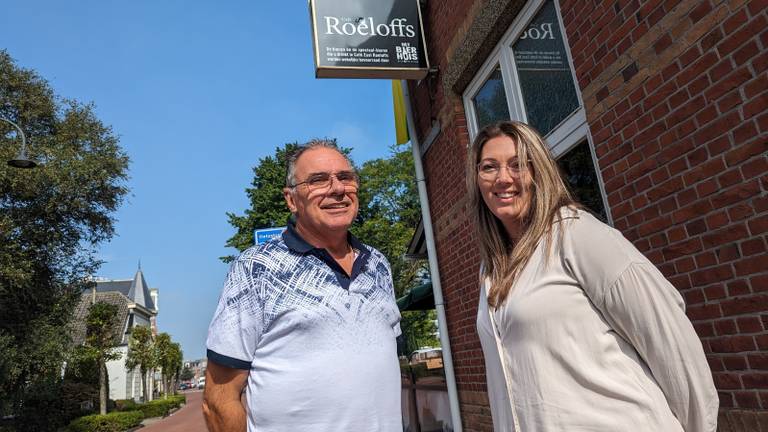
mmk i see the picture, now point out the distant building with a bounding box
[184,358,207,385]
[72,268,159,401]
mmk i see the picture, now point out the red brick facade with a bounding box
[408,0,767,430]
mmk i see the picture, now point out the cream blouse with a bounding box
[476,208,718,432]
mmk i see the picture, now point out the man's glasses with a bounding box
[290,170,359,191]
[477,160,528,181]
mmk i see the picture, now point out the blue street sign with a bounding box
[254,227,286,245]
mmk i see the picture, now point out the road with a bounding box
[141,390,207,432]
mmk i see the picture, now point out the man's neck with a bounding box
[294,222,349,257]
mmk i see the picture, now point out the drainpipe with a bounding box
[401,80,463,431]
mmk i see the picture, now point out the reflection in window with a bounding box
[472,66,510,130]
[512,0,579,135]
[557,141,607,221]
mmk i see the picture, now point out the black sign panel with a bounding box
[310,0,429,79]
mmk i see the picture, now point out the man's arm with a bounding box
[202,360,248,432]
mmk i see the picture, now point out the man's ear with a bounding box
[283,187,297,213]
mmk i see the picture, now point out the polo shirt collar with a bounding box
[282,222,371,290]
[283,221,371,261]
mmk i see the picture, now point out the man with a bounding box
[203,140,402,432]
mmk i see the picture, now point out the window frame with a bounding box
[462,0,611,224]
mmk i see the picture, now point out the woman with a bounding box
[468,121,718,432]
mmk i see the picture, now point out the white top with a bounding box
[207,226,402,432]
[477,208,718,432]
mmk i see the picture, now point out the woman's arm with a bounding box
[561,212,718,432]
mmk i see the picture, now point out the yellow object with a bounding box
[392,80,410,144]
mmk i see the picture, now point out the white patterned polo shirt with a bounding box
[206,223,402,431]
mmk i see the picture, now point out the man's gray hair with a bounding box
[285,138,353,187]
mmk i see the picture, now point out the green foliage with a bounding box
[136,398,183,418]
[79,302,121,414]
[401,310,440,354]
[67,411,143,432]
[165,394,186,405]
[84,303,120,357]
[154,333,183,396]
[125,326,154,371]
[112,395,184,418]
[352,143,426,297]
[0,380,97,432]
[124,326,154,402]
[352,144,436,354]
[112,399,139,412]
[179,365,194,382]
[222,142,300,261]
[0,50,129,420]
[64,347,99,386]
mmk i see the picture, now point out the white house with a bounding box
[72,268,158,401]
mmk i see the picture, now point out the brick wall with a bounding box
[412,1,494,431]
[410,0,767,430]
[560,0,767,427]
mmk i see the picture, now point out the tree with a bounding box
[0,50,129,425]
[125,326,155,402]
[155,333,183,397]
[81,301,121,414]
[352,144,436,355]
[168,342,182,394]
[353,144,424,297]
[180,365,195,382]
[222,142,299,261]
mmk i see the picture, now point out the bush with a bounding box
[67,411,143,432]
[112,399,139,412]
[137,399,176,418]
[10,380,97,431]
[163,394,186,406]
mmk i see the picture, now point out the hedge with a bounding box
[113,399,140,412]
[67,411,143,432]
[136,397,184,418]
[168,394,186,404]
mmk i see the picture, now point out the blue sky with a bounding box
[1,1,397,360]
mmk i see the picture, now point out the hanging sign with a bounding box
[309,0,429,79]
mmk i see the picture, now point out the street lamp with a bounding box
[1,117,37,169]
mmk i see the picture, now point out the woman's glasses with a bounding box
[477,160,528,181]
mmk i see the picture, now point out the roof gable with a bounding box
[70,292,131,346]
[94,279,132,297]
[129,269,155,311]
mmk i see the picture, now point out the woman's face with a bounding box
[477,135,533,240]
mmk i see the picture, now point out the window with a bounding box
[511,0,580,136]
[472,66,510,130]
[557,141,607,221]
[463,0,610,222]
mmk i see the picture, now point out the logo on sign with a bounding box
[324,16,416,37]
[396,43,418,61]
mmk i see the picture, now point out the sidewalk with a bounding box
[141,390,206,432]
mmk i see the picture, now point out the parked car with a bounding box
[409,348,443,369]
[197,377,206,390]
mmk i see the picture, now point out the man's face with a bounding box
[284,147,359,240]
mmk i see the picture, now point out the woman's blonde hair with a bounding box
[466,121,577,308]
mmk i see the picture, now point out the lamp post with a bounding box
[1,117,36,169]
